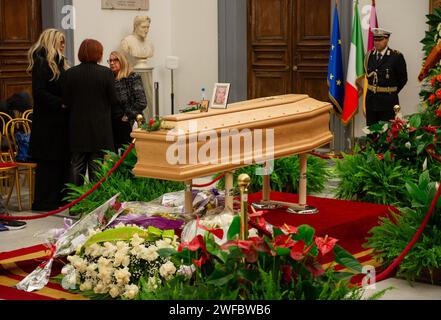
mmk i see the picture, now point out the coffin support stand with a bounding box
[251,154,318,215]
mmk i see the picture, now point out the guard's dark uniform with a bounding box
[364,47,408,126]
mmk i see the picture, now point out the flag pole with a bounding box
[327,113,336,157]
[351,117,355,153]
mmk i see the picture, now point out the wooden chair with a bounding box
[5,118,36,210]
[0,112,13,162]
[0,132,21,211]
[22,109,33,121]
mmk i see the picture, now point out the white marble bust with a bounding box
[121,15,154,69]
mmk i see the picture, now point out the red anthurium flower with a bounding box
[280,223,298,235]
[196,215,224,240]
[281,265,294,284]
[178,236,207,253]
[221,240,252,251]
[187,235,206,252]
[429,94,436,105]
[274,235,296,248]
[377,153,384,161]
[245,248,259,263]
[422,126,439,134]
[250,237,271,254]
[431,77,437,86]
[305,259,325,278]
[192,254,209,268]
[436,74,441,83]
[390,119,406,138]
[315,235,338,256]
[436,89,441,100]
[290,240,306,261]
[149,118,155,127]
[253,217,268,231]
[177,242,188,253]
[436,109,441,118]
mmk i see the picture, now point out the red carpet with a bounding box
[248,192,395,266]
[0,245,88,300]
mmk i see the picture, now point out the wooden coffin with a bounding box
[131,94,333,181]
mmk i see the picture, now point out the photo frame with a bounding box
[210,83,230,109]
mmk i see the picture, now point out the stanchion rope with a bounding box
[0,143,136,221]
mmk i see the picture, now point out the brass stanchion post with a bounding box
[238,174,250,240]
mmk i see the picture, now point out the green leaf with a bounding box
[417,143,426,155]
[206,271,235,286]
[295,225,315,245]
[276,247,291,256]
[162,229,175,239]
[83,226,150,248]
[405,181,427,204]
[418,171,431,190]
[157,248,177,258]
[227,215,241,240]
[333,272,356,280]
[333,245,363,273]
[409,114,421,128]
[273,227,285,238]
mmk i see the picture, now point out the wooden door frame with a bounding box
[431,0,441,13]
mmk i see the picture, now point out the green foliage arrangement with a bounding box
[215,155,331,195]
[334,146,419,206]
[64,146,185,217]
[136,217,366,300]
[366,171,441,284]
[420,7,441,58]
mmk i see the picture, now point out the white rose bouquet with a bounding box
[60,225,181,300]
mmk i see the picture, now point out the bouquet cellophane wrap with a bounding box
[16,194,124,292]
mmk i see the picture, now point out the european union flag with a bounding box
[327,5,344,114]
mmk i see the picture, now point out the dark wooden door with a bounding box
[247,0,330,101]
[0,0,41,102]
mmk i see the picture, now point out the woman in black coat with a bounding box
[27,28,70,211]
[107,51,147,153]
[63,39,118,186]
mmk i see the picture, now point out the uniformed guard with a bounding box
[364,28,408,126]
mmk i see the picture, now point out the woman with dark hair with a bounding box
[63,39,118,186]
[27,28,70,211]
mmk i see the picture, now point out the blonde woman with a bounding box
[27,28,70,211]
[108,51,147,152]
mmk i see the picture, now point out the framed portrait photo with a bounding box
[210,83,230,109]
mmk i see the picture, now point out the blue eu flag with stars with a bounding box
[327,5,344,114]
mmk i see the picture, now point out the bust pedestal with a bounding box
[134,66,154,120]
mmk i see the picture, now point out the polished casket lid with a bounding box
[132,94,333,181]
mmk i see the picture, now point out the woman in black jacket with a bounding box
[63,39,118,186]
[108,51,147,153]
[27,28,70,211]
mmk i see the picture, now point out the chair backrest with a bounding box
[0,112,13,135]
[22,109,33,121]
[5,118,32,162]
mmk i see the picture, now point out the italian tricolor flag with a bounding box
[342,0,365,124]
